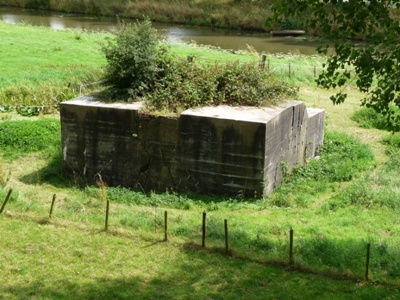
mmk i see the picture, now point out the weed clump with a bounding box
[0,119,60,159]
[147,59,296,112]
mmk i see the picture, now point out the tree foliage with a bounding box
[268,0,400,130]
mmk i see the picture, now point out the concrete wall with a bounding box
[60,95,324,197]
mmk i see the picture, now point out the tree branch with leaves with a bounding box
[267,0,400,130]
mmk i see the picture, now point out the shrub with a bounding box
[147,59,296,113]
[101,19,173,98]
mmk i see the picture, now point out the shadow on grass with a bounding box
[19,150,77,189]
[2,248,398,300]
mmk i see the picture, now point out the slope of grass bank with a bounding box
[0,21,108,107]
[0,0,271,31]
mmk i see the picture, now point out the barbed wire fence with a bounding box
[189,54,327,78]
[0,187,399,285]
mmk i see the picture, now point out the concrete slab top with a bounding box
[61,95,144,111]
[306,108,325,117]
[181,100,304,123]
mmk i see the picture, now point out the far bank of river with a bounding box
[0,6,320,55]
[0,0,271,31]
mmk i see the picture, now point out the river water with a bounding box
[0,6,320,55]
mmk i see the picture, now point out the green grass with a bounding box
[0,21,108,106]
[2,218,397,300]
[0,118,60,159]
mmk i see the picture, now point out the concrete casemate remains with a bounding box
[60,95,324,197]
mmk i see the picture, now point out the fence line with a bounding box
[188,55,328,80]
[0,188,398,285]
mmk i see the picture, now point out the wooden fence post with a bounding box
[202,211,207,247]
[288,63,291,78]
[289,227,294,265]
[365,243,371,281]
[224,219,229,253]
[0,189,12,214]
[105,200,110,232]
[49,194,56,219]
[259,54,267,69]
[164,211,168,242]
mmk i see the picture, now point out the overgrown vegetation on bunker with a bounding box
[100,20,297,113]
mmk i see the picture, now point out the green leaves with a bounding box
[101,19,172,98]
[268,0,400,130]
[146,60,296,113]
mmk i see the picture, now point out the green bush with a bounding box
[101,20,173,98]
[147,59,296,112]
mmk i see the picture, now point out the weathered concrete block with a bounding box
[61,96,142,186]
[135,114,180,191]
[60,96,325,197]
[305,108,325,158]
[179,106,267,197]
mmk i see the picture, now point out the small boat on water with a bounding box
[270,30,306,37]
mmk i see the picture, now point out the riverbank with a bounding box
[0,21,325,107]
[0,0,272,31]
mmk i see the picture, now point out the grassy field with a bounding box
[0,21,108,107]
[1,22,400,298]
